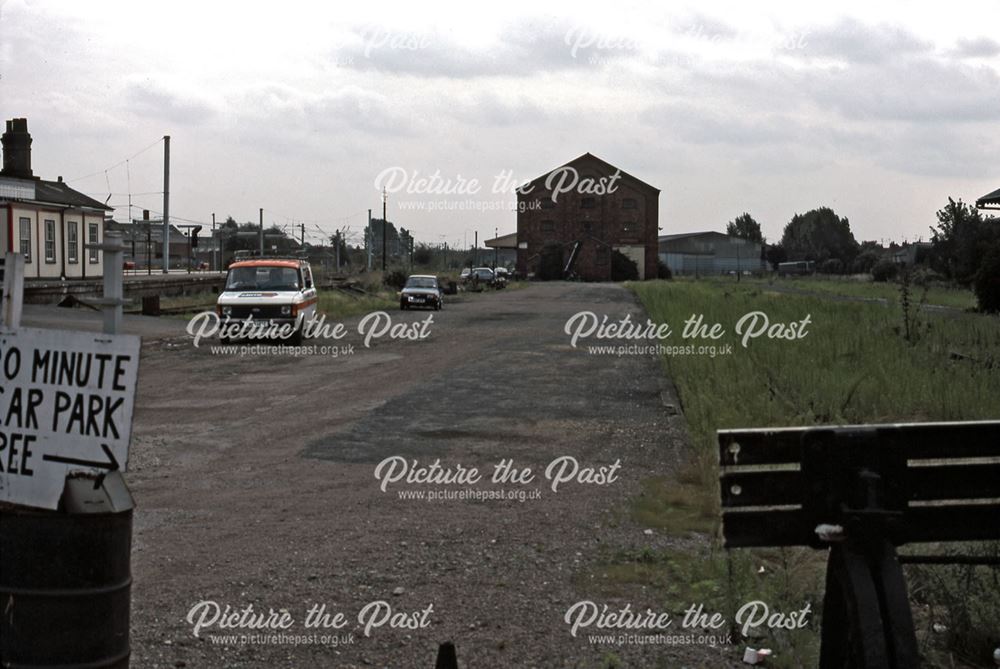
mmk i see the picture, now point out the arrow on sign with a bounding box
[43,444,120,489]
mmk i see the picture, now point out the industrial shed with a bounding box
[658,231,766,276]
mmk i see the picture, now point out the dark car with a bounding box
[400,275,443,310]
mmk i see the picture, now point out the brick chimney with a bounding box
[1,118,36,180]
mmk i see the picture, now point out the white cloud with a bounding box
[2,1,999,243]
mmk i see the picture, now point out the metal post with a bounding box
[1,251,25,329]
[367,209,372,271]
[381,188,387,272]
[101,232,124,335]
[259,208,264,256]
[162,135,170,274]
[212,213,217,271]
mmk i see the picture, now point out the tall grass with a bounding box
[742,275,977,310]
[316,289,397,319]
[628,279,1000,667]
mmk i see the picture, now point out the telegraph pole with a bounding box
[300,223,305,247]
[494,227,498,269]
[211,212,216,271]
[259,208,264,256]
[381,187,387,272]
[334,230,341,271]
[162,135,170,273]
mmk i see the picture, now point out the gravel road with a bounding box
[120,282,729,668]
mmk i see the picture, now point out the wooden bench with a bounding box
[718,421,1000,668]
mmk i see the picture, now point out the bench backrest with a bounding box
[718,421,1000,548]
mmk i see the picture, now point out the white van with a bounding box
[216,258,317,344]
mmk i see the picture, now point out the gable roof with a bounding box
[0,176,112,211]
[522,152,660,194]
[36,179,113,210]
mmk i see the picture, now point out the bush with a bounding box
[851,250,881,274]
[612,250,639,281]
[382,269,408,290]
[656,258,672,280]
[871,259,899,282]
[820,258,844,274]
[973,243,1000,313]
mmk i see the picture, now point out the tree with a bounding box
[412,243,433,266]
[765,243,787,271]
[929,198,1000,285]
[973,241,1000,313]
[726,212,763,243]
[611,250,639,281]
[851,240,884,274]
[780,207,859,266]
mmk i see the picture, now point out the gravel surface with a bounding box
[121,282,733,668]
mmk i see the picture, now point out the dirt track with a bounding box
[116,282,727,668]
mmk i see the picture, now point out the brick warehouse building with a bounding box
[515,153,659,280]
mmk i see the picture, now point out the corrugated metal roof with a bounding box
[658,231,728,242]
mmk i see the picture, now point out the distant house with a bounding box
[0,118,111,279]
[658,231,766,276]
[515,153,660,280]
[106,216,192,270]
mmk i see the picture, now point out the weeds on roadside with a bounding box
[626,279,1000,668]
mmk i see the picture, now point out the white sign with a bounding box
[0,326,141,510]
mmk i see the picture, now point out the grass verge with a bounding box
[623,279,1000,667]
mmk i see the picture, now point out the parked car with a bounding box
[400,275,443,311]
[493,267,509,288]
[469,267,495,283]
[460,267,472,280]
[216,257,317,344]
[465,266,508,289]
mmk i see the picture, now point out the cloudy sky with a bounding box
[1,0,998,248]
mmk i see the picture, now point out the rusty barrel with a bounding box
[0,476,133,668]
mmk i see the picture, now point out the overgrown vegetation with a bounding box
[628,279,1000,667]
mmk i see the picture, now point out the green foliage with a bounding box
[973,241,1000,313]
[629,280,1000,666]
[765,243,787,270]
[726,212,763,243]
[412,243,434,266]
[871,258,899,282]
[780,207,859,266]
[928,198,1000,285]
[611,250,639,281]
[851,248,882,274]
[316,289,396,318]
[819,258,844,274]
[382,268,408,289]
[656,258,672,280]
